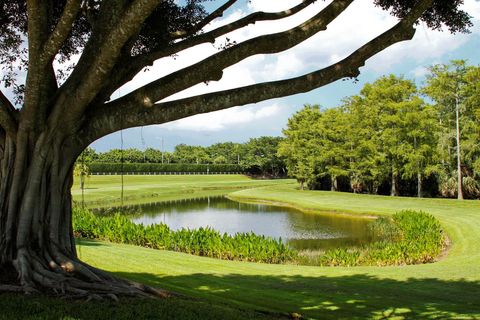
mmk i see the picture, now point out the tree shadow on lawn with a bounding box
[76,239,105,247]
[114,271,480,320]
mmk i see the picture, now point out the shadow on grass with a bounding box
[113,271,480,319]
[0,292,281,320]
[76,239,106,247]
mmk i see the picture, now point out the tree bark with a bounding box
[0,130,162,297]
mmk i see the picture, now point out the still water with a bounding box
[121,196,373,251]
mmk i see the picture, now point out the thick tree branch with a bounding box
[0,91,18,136]
[73,0,162,103]
[26,1,50,59]
[92,0,319,105]
[159,0,318,60]
[50,0,163,130]
[170,0,238,40]
[103,0,352,113]
[41,0,82,63]
[79,0,434,149]
[23,0,52,121]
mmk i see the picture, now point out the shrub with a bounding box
[88,163,243,174]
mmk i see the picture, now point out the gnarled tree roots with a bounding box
[1,251,171,300]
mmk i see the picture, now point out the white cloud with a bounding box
[162,103,282,132]
[367,24,471,72]
[366,0,480,73]
[410,65,430,78]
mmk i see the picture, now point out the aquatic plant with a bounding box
[73,208,296,264]
[74,208,445,266]
[313,210,446,266]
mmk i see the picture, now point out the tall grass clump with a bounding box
[310,210,447,267]
[73,208,296,264]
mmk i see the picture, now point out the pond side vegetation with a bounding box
[299,210,447,266]
[73,208,446,266]
[73,207,296,264]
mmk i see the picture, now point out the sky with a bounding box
[3,1,480,152]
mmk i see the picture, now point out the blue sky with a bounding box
[3,1,479,152]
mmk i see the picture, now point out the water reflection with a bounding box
[95,196,373,250]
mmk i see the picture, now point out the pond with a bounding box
[117,196,374,251]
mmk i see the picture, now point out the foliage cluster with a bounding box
[302,210,446,267]
[280,61,480,198]
[74,207,444,267]
[73,208,296,264]
[88,162,243,174]
[79,136,286,177]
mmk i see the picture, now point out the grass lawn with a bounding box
[0,292,284,320]
[71,174,294,207]
[75,179,480,319]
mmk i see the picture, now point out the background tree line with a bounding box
[79,60,478,198]
[79,136,286,177]
[279,61,480,199]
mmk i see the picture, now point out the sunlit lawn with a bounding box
[71,174,295,207]
[76,179,480,319]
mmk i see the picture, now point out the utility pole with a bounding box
[455,94,463,200]
[161,137,164,164]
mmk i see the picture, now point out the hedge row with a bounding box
[88,162,244,174]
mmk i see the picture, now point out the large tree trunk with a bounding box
[0,130,162,297]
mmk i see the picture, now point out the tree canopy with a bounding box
[0,0,474,297]
[280,63,480,198]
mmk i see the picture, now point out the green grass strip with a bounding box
[73,180,480,319]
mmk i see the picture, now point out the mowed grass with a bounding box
[0,292,284,320]
[71,174,295,207]
[77,180,480,319]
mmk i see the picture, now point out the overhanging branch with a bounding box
[41,0,82,63]
[169,0,239,40]
[159,0,319,60]
[103,0,353,112]
[49,0,163,130]
[77,0,434,149]
[93,0,319,105]
[153,0,319,62]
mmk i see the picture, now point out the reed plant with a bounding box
[73,208,296,263]
[301,210,446,267]
[74,208,445,266]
